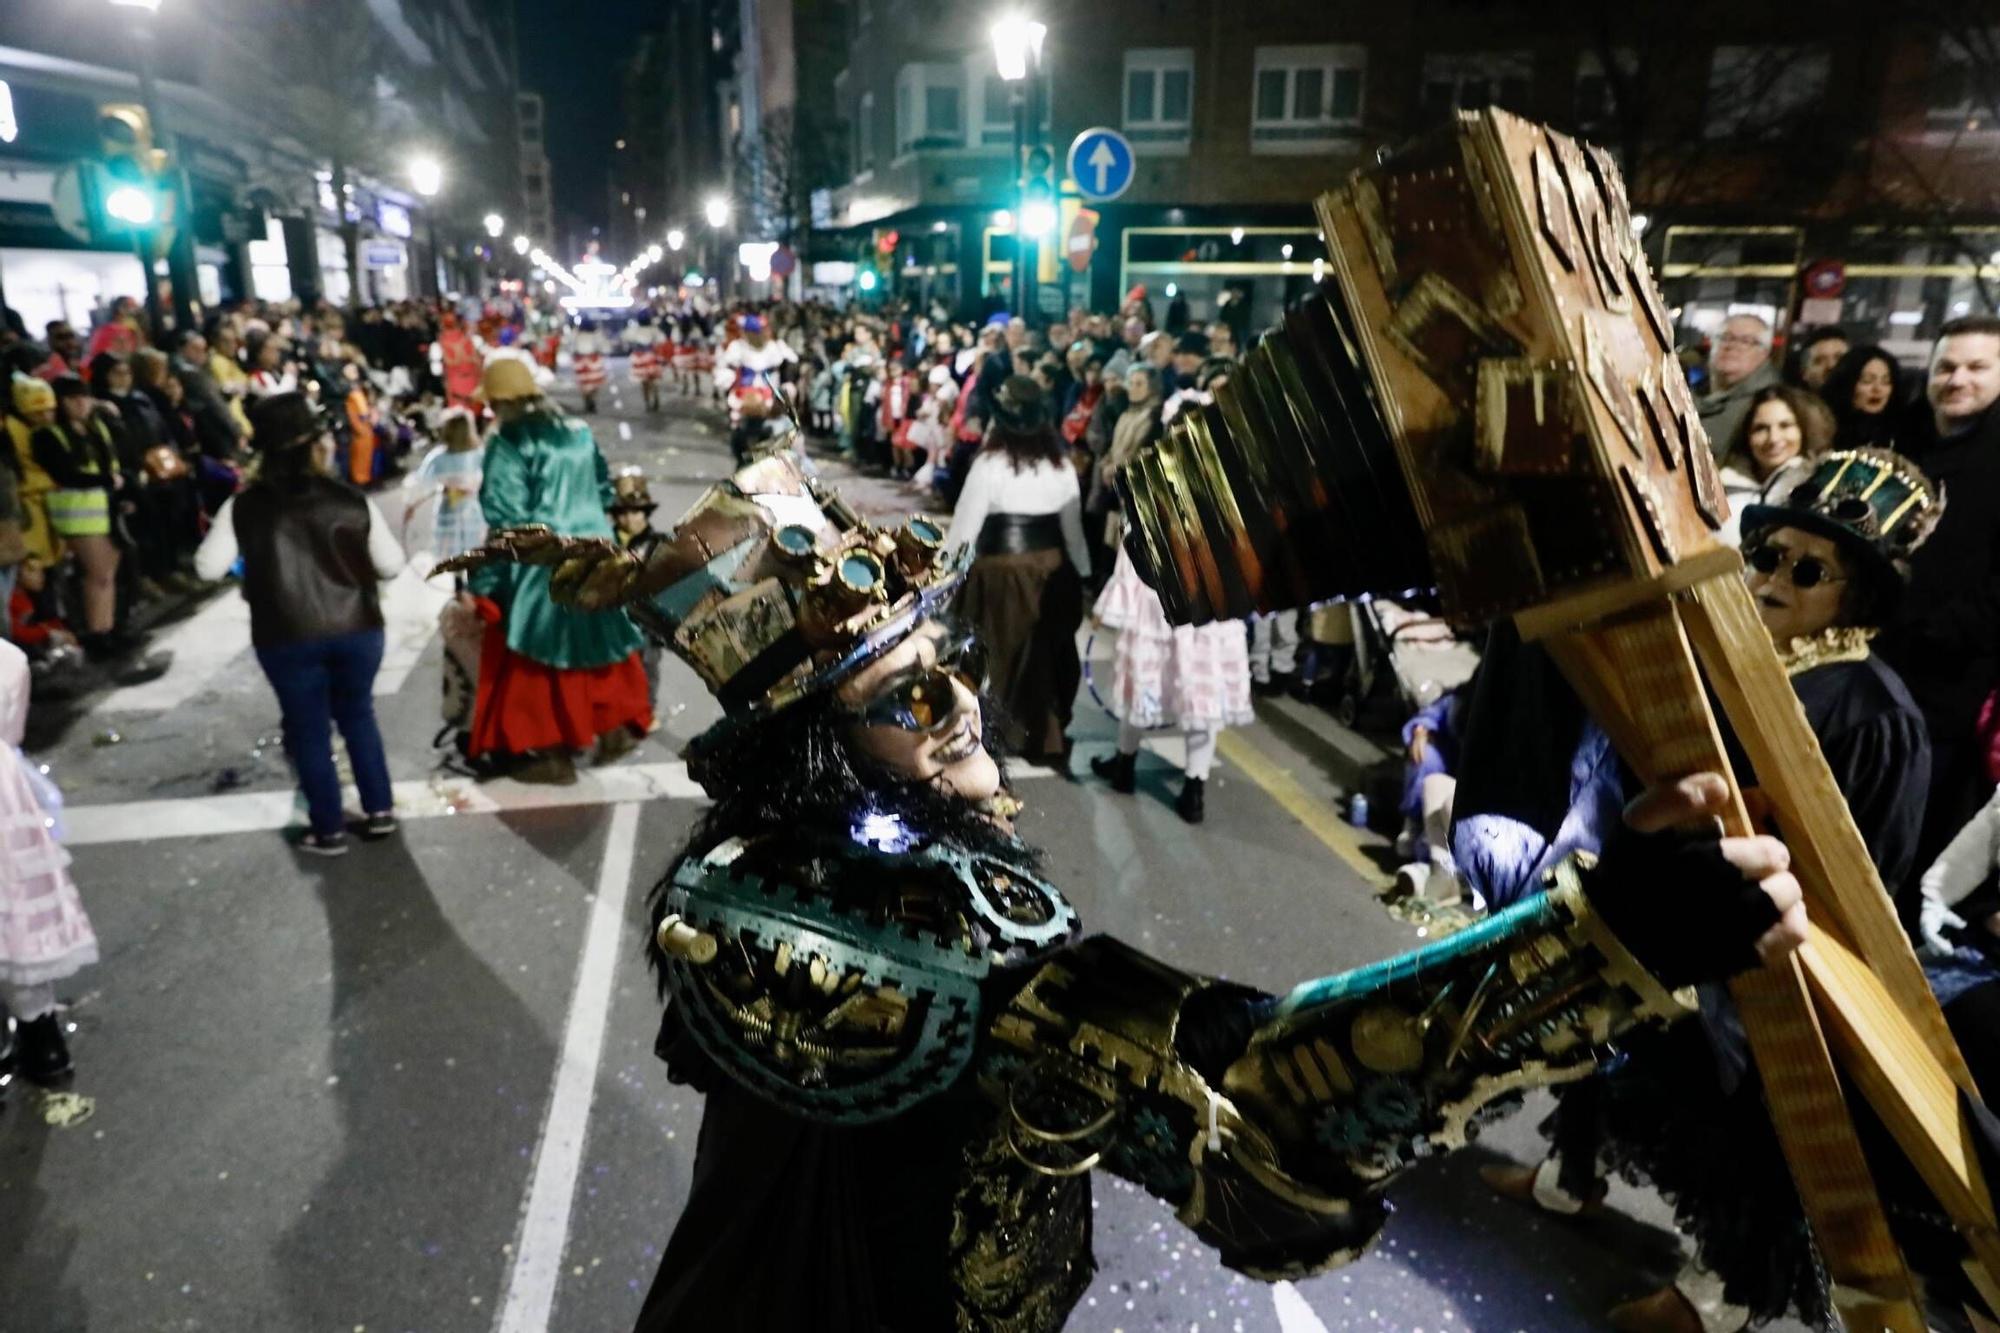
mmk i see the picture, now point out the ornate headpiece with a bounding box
[437,453,963,720]
[608,464,656,514]
[1740,447,1943,577]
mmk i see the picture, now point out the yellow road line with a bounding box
[1216,730,1391,888]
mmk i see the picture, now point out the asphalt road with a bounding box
[0,373,1795,1333]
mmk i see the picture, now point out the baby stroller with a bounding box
[1323,597,1480,731]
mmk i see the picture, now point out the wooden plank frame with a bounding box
[1312,108,1996,1327]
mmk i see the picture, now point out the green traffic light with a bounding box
[105,184,157,225]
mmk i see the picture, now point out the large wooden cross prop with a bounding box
[1118,107,2000,1328]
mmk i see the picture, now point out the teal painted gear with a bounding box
[664,836,1079,1125]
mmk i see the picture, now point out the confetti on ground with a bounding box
[38,1090,96,1129]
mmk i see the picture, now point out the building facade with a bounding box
[0,0,522,332]
[807,0,2000,348]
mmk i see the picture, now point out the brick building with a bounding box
[807,0,2000,348]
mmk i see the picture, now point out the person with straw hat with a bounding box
[458,355,649,785]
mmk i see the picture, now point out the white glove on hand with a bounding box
[1918,893,1968,961]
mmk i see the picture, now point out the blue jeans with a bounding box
[254,629,394,838]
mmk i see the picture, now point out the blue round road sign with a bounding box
[1067,128,1135,203]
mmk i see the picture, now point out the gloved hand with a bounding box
[1582,773,1807,989]
[1918,891,1968,962]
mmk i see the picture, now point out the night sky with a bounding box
[515,0,662,246]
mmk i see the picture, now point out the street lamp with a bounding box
[409,154,444,298]
[704,195,731,229]
[513,234,531,255]
[666,228,685,252]
[991,14,1048,323]
[483,212,504,238]
[108,0,197,332]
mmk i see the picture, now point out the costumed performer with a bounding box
[437,452,1809,1333]
[459,358,650,785]
[1476,449,1992,1333]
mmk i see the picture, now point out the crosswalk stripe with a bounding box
[60,757,1068,845]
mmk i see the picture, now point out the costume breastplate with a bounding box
[658,834,1079,1124]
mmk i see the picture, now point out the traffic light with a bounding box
[86,103,172,241]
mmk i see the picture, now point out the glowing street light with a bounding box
[989,15,1046,82]
[482,212,504,238]
[704,195,730,228]
[1020,200,1057,236]
[647,244,664,261]
[666,228,685,251]
[409,154,443,198]
[512,234,531,255]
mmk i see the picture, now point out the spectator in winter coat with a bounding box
[1696,314,1780,461]
[1876,315,2000,895]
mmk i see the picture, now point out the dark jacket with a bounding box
[233,475,382,648]
[30,418,120,492]
[1876,404,2000,746]
[172,356,244,459]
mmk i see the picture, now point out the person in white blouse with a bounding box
[945,375,1090,772]
[1916,789,2000,1094]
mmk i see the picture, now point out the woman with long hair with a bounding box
[1716,383,1833,545]
[1820,343,1907,450]
[193,392,403,855]
[438,456,1806,1333]
[945,375,1089,771]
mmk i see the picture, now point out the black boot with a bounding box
[1090,749,1137,794]
[16,1012,73,1085]
[1175,776,1206,824]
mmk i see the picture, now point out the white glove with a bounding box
[1918,892,1968,961]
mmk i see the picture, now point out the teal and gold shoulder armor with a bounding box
[656,833,1079,1124]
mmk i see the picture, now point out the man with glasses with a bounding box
[1877,315,2000,882]
[1696,313,1780,459]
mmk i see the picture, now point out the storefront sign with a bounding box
[811,261,856,286]
[364,241,406,269]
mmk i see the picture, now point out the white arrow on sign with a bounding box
[1086,140,1118,194]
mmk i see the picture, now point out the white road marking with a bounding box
[495,801,641,1333]
[62,758,1066,847]
[62,760,706,845]
[1272,1281,1332,1333]
[372,566,452,696]
[617,421,632,440]
[96,591,252,712]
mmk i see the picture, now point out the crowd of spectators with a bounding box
[0,293,543,693]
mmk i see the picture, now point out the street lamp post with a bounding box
[110,0,198,335]
[410,154,444,300]
[704,194,731,301]
[992,15,1047,325]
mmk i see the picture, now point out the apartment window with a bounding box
[1420,52,1533,119]
[855,91,875,174]
[1705,45,1830,139]
[1125,49,1193,145]
[1573,49,1635,131]
[1928,30,2000,131]
[982,72,1013,145]
[1252,45,1365,150]
[896,63,964,152]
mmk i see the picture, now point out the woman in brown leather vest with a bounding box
[193,393,405,856]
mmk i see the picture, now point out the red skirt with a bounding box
[467,619,653,759]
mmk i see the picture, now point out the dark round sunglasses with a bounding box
[1746,542,1846,590]
[846,628,988,733]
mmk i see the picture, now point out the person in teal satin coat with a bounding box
[461,357,650,784]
